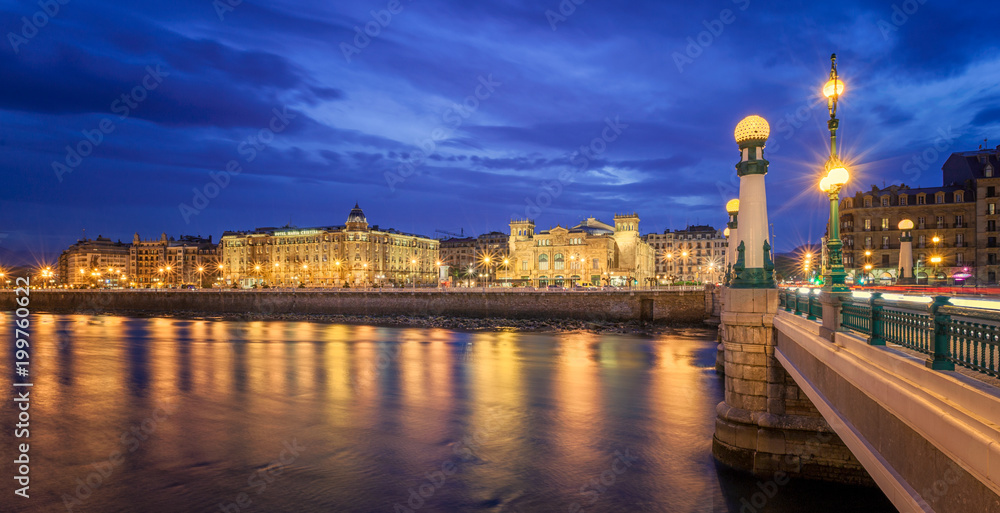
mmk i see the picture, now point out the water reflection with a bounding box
[0,314,896,513]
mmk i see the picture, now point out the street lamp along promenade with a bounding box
[819,53,849,293]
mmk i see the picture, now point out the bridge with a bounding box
[712,113,1000,512]
[712,284,1000,512]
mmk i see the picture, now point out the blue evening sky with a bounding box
[1,0,999,262]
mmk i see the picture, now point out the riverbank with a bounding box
[74,308,711,334]
[2,288,714,324]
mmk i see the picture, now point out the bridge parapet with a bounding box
[779,288,1000,379]
[774,288,1000,512]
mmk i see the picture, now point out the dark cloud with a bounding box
[971,107,1000,127]
[1,0,999,256]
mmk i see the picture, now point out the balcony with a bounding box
[954,223,967,228]
[955,242,968,248]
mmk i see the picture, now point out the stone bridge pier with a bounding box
[712,287,871,483]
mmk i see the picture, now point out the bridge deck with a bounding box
[775,310,1000,513]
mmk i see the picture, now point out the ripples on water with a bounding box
[0,314,896,513]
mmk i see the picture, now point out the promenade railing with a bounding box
[780,287,1000,378]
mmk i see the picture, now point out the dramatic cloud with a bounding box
[1,0,999,262]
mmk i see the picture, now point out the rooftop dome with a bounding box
[571,217,615,236]
[347,203,367,225]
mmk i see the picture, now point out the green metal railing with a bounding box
[778,288,822,320]
[809,295,823,320]
[841,300,871,334]
[941,305,1000,377]
[838,295,1000,378]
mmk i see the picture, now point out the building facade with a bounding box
[644,225,727,284]
[439,231,509,283]
[219,204,439,288]
[507,214,654,287]
[58,236,131,287]
[129,233,219,288]
[838,146,1000,284]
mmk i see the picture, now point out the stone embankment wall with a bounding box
[1,289,709,323]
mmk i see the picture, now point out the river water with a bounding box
[0,314,896,513]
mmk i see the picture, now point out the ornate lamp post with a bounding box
[725,198,739,285]
[823,53,845,160]
[819,166,850,291]
[818,53,850,293]
[730,115,775,288]
[898,219,915,284]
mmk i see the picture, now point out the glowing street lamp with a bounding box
[730,114,774,288]
[818,54,849,293]
[823,53,845,158]
[820,165,850,291]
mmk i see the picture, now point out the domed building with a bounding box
[346,203,368,231]
[219,203,439,288]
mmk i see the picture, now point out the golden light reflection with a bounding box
[552,332,601,465]
[649,334,715,498]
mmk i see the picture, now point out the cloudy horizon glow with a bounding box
[2,0,999,264]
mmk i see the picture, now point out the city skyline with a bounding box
[2,200,737,267]
[2,1,1000,263]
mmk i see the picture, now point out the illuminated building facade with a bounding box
[219,204,439,288]
[644,225,727,284]
[439,231,509,282]
[507,214,654,287]
[58,236,131,287]
[129,233,219,288]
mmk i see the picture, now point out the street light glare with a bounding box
[819,176,832,192]
[823,78,845,98]
[725,198,740,213]
[898,219,914,230]
[827,166,849,186]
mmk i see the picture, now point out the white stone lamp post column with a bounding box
[898,219,915,284]
[730,115,775,288]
